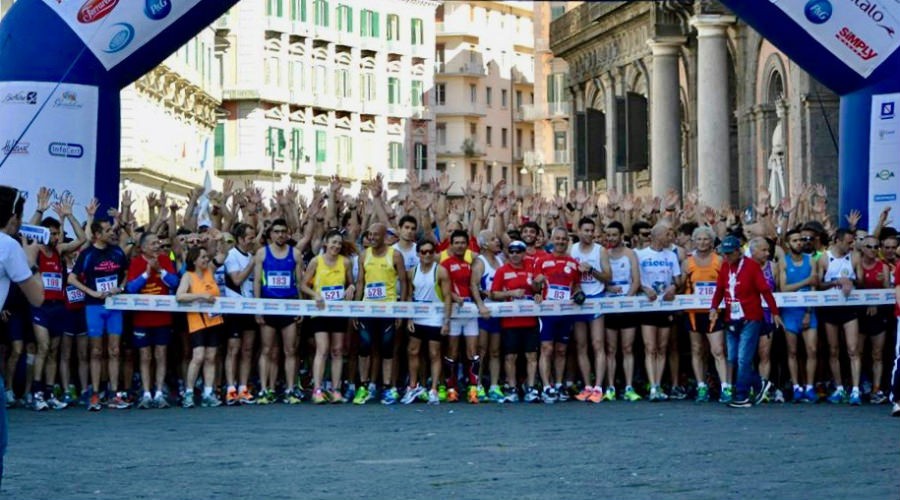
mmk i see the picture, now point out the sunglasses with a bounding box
[639,232,651,237]
[801,237,814,242]
[224,239,236,244]
[419,249,434,255]
[864,244,879,249]
[508,249,524,254]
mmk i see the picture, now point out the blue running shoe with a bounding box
[849,389,861,406]
[792,386,803,403]
[827,388,846,404]
[381,387,399,405]
[804,387,817,403]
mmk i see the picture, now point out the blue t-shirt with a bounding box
[72,244,128,305]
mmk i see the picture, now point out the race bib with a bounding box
[266,270,292,289]
[548,284,571,301]
[321,285,345,301]
[95,275,118,294]
[365,282,387,301]
[730,301,744,320]
[694,281,716,297]
[581,270,597,283]
[42,272,63,292]
[214,269,226,287]
[66,285,85,303]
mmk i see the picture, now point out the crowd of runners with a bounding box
[3,173,899,415]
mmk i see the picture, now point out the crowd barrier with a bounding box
[105,290,897,319]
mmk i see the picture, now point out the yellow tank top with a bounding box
[439,248,474,264]
[363,247,397,301]
[187,268,224,333]
[313,255,347,301]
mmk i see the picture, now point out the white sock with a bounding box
[722,383,732,389]
[143,391,151,398]
[698,382,708,388]
[793,384,801,391]
[805,384,813,391]
[852,386,860,393]
[203,386,213,397]
[238,384,247,393]
[836,385,845,392]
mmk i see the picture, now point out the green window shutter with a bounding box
[214,123,225,158]
[301,0,307,21]
[347,7,353,32]
[316,130,327,162]
[277,129,286,157]
[372,12,380,38]
[266,127,274,156]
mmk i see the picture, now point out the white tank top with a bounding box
[412,263,442,327]
[607,253,633,297]
[476,253,503,302]
[823,250,856,284]
[570,242,604,296]
[392,242,419,271]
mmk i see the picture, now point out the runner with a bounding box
[777,228,819,403]
[749,237,778,403]
[603,221,642,402]
[855,234,891,404]
[471,229,504,402]
[223,222,258,405]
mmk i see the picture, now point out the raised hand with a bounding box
[844,209,862,228]
[703,206,717,226]
[814,184,827,198]
[85,197,99,218]
[812,197,826,214]
[223,178,234,195]
[575,187,589,207]
[663,189,680,211]
[36,186,51,213]
[607,188,621,208]
[146,191,160,210]
[779,196,792,214]
[51,192,75,218]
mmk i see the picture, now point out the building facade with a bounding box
[550,0,839,210]
[214,0,438,197]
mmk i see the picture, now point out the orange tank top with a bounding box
[685,252,722,315]
[187,268,224,334]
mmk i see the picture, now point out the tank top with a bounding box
[363,246,397,301]
[392,242,419,271]
[411,263,443,327]
[441,254,473,300]
[261,244,298,299]
[476,253,503,302]
[784,254,813,292]
[607,252,633,297]
[761,260,776,323]
[313,255,348,301]
[38,248,65,302]
[860,259,887,289]
[570,242,605,296]
[186,268,224,334]
[823,250,855,285]
[685,252,721,313]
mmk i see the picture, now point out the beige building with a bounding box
[214,0,439,197]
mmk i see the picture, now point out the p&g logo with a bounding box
[805,0,832,23]
[145,0,172,20]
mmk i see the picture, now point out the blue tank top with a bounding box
[261,245,298,299]
[785,254,812,292]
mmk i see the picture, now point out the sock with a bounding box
[793,384,801,391]
[698,382,708,388]
[625,385,633,391]
[722,383,732,389]
[444,357,458,390]
[852,386,860,393]
[805,384,813,391]
[143,390,151,398]
[203,386,213,397]
[836,385,845,392]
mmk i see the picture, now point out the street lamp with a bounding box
[522,151,544,196]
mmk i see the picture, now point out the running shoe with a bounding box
[827,388,846,404]
[343,384,356,402]
[256,390,272,406]
[773,389,785,404]
[66,385,79,404]
[110,392,132,410]
[648,389,659,403]
[381,387,399,405]
[182,391,195,409]
[312,388,327,405]
[754,380,772,405]
[154,392,170,409]
[603,386,617,402]
[655,389,669,401]
[137,393,153,410]
[427,389,440,405]
[574,387,593,402]
[670,385,688,400]
[5,390,15,409]
[804,386,818,403]
[892,402,900,417]
[503,389,519,404]
[366,383,378,403]
[61,393,76,407]
[467,386,479,404]
[792,387,804,403]
[438,385,448,402]
[849,389,862,406]
[623,386,642,402]
[225,387,239,406]
[555,384,569,402]
[695,385,710,403]
[871,391,888,405]
[476,385,487,402]
[588,387,604,404]
[352,385,369,405]
[88,393,102,412]
[400,384,425,405]
[729,398,752,408]
[238,388,255,405]
[524,386,539,403]
[329,389,345,404]
[488,385,505,403]
[32,392,48,412]
[446,388,459,403]
[285,390,303,405]
[719,386,733,404]
[541,387,557,404]
[201,393,222,408]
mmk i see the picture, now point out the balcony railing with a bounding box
[553,150,569,164]
[549,102,571,117]
[436,62,485,76]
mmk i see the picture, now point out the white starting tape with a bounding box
[105,290,897,319]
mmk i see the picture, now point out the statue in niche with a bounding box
[766,103,786,208]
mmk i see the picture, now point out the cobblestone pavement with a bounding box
[3,401,898,499]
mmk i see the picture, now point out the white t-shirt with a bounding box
[223,247,254,298]
[635,246,681,294]
[0,232,32,308]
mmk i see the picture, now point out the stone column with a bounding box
[601,72,618,191]
[647,38,685,199]
[691,15,735,208]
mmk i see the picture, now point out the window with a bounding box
[486,87,492,107]
[267,0,284,17]
[547,73,567,103]
[290,128,303,170]
[414,142,427,171]
[313,64,327,94]
[267,127,286,158]
[335,68,350,98]
[336,135,352,166]
[411,80,423,107]
[516,90,522,108]
[502,165,508,182]
[360,72,376,101]
[516,128,522,150]
[290,0,306,21]
[386,14,400,41]
[486,126,492,146]
[361,9,380,37]
[551,5,566,20]
[314,0,328,26]
[501,128,508,148]
[389,142,404,169]
[436,123,447,146]
[469,123,477,140]
[411,18,424,45]
[501,89,508,108]
[470,163,477,182]
[436,162,447,173]
[336,4,352,32]
[554,131,567,151]
[315,130,327,163]
[469,84,476,103]
[388,77,400,104]
[435,83,446,105]
[265,55,280,85]
[214,123,225,159]
[289,59,305,90]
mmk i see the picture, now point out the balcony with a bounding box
[266,15,291,33]
[410,43,431,59]
[411,106,433,120]
[387,103,408,117]
[223,88,261,100]
[435,62,485,77]
[385,39,407,55]
[549,102,571,117]
[310,93,338,109]
[335,29,359,46]
[260,85,290,103]
[385,168,407,184]
[434,102,486,117]
[360,100,385,115]
[521,104,545,121]
[553,150,570,164]
[436,21,477,39]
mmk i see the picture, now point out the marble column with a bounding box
[601,72,618,191]
[691,15,735,208]
[647,37,685,199]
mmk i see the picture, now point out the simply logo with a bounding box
[53,91,82,109]
[77,0,120,23]
[2,140,29,155]
[144,0,172,20]
[875,169,896,180]
[48,143,84,159]
[805,0,833,23]
[3,91,37,105]
[104,23,135,54]
[881,101,895,119]
[836,26,879,60]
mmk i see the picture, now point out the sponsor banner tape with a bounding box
[106,290,897,318]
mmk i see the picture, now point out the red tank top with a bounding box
[441,255,472,299]
[860,260,887,289]
[38,249,66,302]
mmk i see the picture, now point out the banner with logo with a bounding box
[868,92,900,229]
[0,81,98,216]
[771,0,900,77]
[40,0,202,70]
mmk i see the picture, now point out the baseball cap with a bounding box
[508,240,527,251]
[717,235,741,254]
